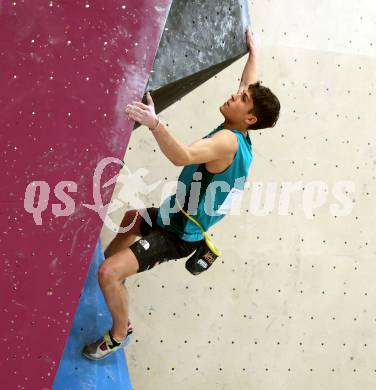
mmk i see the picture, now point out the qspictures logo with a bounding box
[23,157,356,231]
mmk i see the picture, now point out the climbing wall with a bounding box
[101,0,376,389]
[0,1,172,389]
[145,0,250,114]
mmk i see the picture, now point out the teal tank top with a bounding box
[156,123,253,241]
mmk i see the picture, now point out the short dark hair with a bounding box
[247,81,280,130]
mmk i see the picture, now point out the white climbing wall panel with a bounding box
[101,1,376,389]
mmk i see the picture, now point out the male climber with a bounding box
[83,27,280,360]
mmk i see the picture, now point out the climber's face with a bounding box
[219,89,257,129]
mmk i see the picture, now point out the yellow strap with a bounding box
[104,331,122,349]
[104,331,113,347]
[175,196,205,234]
[175,196,221,256]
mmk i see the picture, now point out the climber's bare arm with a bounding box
[238,27,260,92]
[126,94,237,167]
[151,122,237,166]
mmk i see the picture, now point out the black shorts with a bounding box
[129,207,203,273]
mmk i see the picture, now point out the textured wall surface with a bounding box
[137,0,250,122]
[148,0,250,91]
[100,1,376,389]
[0,1,171,389]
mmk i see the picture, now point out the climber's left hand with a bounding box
[125,92,158,129]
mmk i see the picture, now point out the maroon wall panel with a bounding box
[0,1,171,388]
